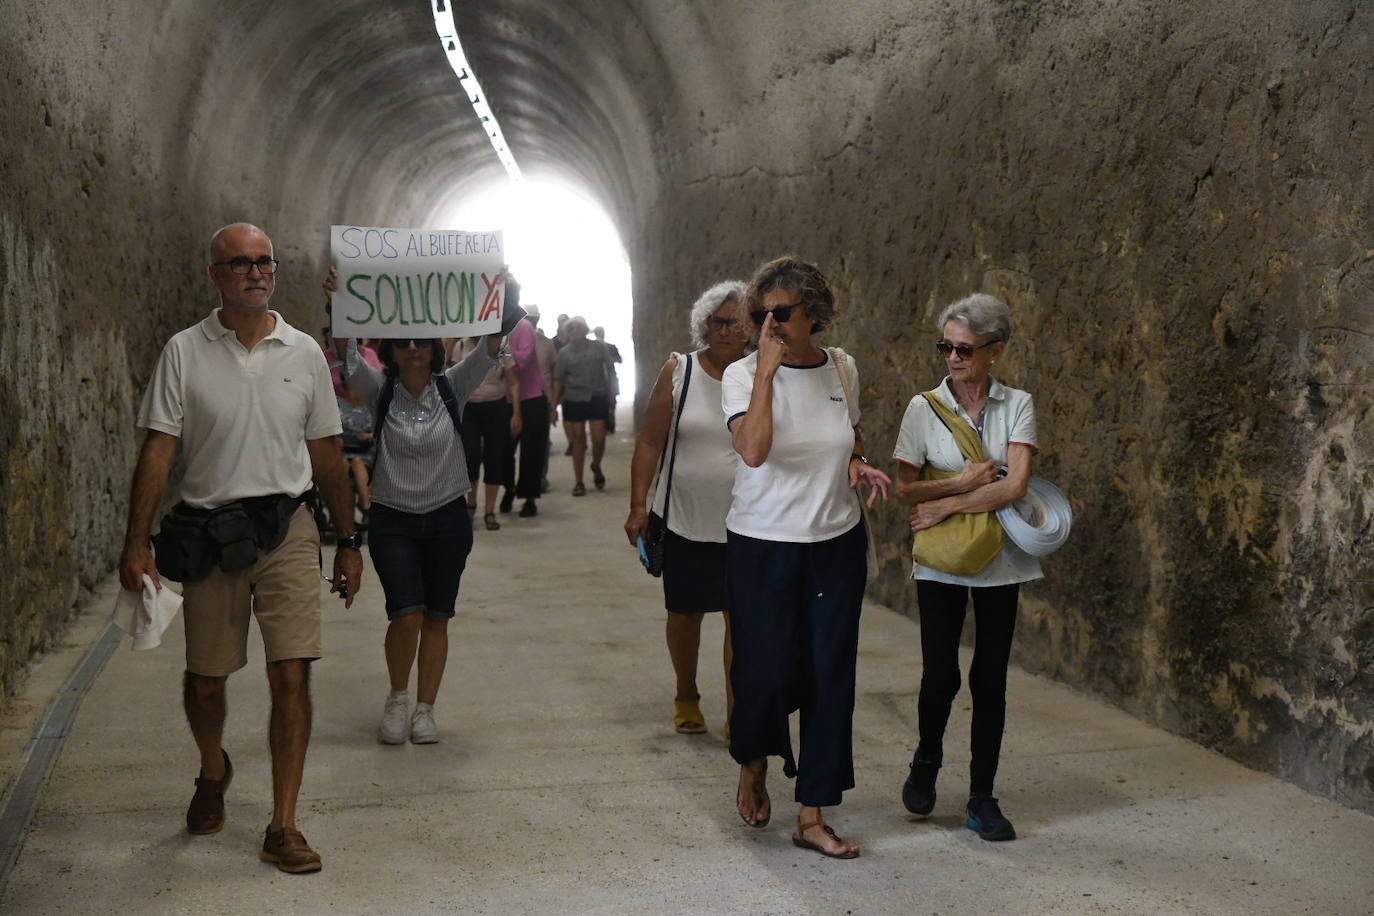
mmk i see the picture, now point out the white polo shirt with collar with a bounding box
[892,375,1043,587]
[138,308,342,509]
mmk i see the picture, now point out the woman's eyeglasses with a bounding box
[706,316,741,331]
[389,338,434,350]
[936,340,999,359]
[750,304,798,325]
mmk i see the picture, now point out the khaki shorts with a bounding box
[181,505,322,676]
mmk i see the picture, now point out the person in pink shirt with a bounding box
[500,300,551,517]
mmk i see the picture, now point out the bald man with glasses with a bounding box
[119,222,363,874]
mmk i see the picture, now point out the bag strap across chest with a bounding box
[921,389,986,464]
[373,375,463,441]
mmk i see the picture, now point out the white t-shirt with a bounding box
[651,352,737,543]
[721,350,860,543]
[138,309,342,509]
[891,376,1043,586]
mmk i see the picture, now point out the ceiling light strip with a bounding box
[431,1,523,180]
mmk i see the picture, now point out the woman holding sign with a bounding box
[723,255,890,859]
[891,292,1039,842]
[550,317,616,496]
[327,270,519,746]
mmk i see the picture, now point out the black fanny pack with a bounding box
[152,493,307,583]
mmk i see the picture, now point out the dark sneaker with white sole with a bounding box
[901,756,941,815]
[966,793,1016,841]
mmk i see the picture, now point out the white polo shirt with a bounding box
[721,350,861,543]
[138,309,342,509]
[892,376,1043,587]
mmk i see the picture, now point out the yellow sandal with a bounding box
[674,696,707,734]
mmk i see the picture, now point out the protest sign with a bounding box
[330,225,505,337]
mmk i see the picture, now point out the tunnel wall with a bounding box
[624,1,1374,811]
[2,0,1371,812]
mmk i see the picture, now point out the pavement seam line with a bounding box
[0,619,122,892]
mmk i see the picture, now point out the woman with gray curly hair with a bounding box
[625,280,749,736]
[891,292,1040,843]
[724,255,891,859]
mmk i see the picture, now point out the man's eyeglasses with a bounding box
[212,255,279,275]
[750,304,800,326]
[706,316,741,331]
[389,338,434,349]
[936,340,999,359]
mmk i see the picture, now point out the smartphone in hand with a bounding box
[636,534,651,571]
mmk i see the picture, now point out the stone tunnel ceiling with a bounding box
[2,1,1371,811]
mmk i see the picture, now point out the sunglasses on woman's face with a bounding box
[936,340,998,359]
[390,338,433,350]
[750,304,799,325]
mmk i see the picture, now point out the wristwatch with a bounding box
[336,531,363,550]
[850,453,870,465]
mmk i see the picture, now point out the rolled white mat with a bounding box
[997,475,1072,556]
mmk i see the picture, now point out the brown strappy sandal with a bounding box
[735,762,770,828]
[792,818,860,859]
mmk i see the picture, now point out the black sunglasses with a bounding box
[389,338,435,350]
[750,304,799,325]
[936,340,999,359]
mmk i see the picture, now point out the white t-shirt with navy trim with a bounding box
[721,350,861,543]
[892,376,1043,586]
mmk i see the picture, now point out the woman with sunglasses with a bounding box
[723,255,891,859]
[327,267,515,745]
[336,333,505,745]
[624,281,749,737]
[891,292,1040,842]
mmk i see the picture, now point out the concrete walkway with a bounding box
[1,422,1372,915]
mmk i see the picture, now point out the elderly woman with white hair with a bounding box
[625,281,749,735]
[891,292,1041,843]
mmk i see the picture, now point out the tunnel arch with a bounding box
[3,0,1373,815]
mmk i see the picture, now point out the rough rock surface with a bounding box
[1,0,1370,811]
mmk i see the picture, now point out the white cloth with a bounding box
[651,352,737,543]
[137,309,342,509]
[998,475,1072,556]
[111,575,183,650]
[721,350,860,543]
[892,376,1044,586]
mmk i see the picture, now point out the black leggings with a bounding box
[915,580,1020,796]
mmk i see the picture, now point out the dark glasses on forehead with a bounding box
[389,338,434,349]
[936,340,999,359]
[750,304,798,325]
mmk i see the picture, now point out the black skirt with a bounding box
[662,528,728,613]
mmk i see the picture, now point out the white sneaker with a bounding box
[378,694,408,745]
[410,704,439,744]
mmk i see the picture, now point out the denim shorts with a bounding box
[366,497,473,620]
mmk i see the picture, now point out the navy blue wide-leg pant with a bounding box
[726,522,867,807]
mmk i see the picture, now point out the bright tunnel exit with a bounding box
[432,178,636,400]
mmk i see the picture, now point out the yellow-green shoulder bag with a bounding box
[912,391,1003,575]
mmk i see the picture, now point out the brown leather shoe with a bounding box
[185,750,232,835]
[260,825,322,873]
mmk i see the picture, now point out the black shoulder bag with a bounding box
[642,353,693,577]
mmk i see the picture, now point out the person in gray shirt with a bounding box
[550,316,615,495]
